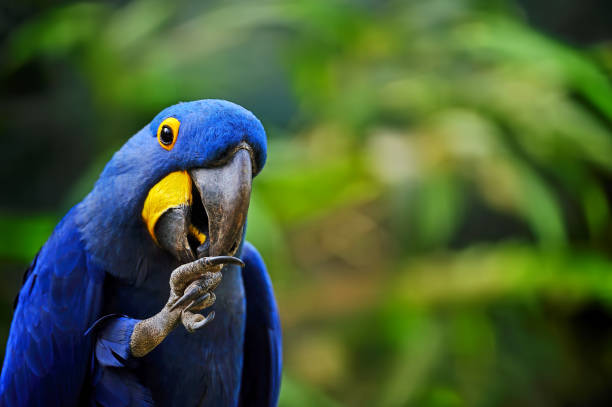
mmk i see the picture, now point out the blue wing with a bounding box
[239,242,282,407]
[86,315,153,407]
[0,211,105,406]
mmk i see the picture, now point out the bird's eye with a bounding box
[157,117,180,150]
[160,126,173,144]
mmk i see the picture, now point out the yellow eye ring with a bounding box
[157,117,180,150]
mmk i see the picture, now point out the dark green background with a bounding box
[2,0,612,405]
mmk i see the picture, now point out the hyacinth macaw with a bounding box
[0,100,282,407]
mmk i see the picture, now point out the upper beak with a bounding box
[153,147,253,262]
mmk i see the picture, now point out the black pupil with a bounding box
[160,125,174,145]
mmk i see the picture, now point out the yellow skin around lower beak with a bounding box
[142,171,203,245]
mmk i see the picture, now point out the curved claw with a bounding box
[169,282,201,311]
[185,292,210,311]
[186,292,216,312]
[182,310,215,333]
[169,272,222,311]
[204,256,245,268]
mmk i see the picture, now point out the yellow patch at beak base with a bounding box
[142,171,192,244]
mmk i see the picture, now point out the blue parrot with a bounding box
[0,100,282,407]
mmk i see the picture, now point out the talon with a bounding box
[182,310,215,333]
[186,292,215,312]
[182,293,211,313]
[205,255,245,268]
[169,282,203,311]
[185,293,209,312]
[169,272,221,311]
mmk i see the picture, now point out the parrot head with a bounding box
[77,100,266,281]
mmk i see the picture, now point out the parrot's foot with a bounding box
[169,271,222,311]
[129,255,244,357]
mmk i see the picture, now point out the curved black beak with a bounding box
[154,147,253,262]
[190,148,252,257]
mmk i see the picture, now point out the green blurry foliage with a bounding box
[2,0,612,405]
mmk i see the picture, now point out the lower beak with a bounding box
[154,147,253,262]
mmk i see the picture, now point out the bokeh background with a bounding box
[2,0,612,405]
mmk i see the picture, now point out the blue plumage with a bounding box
[1,209,105,406]
[0,100,282,406]
[239,242,282,407]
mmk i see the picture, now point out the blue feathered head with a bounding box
[76,99,267,283]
